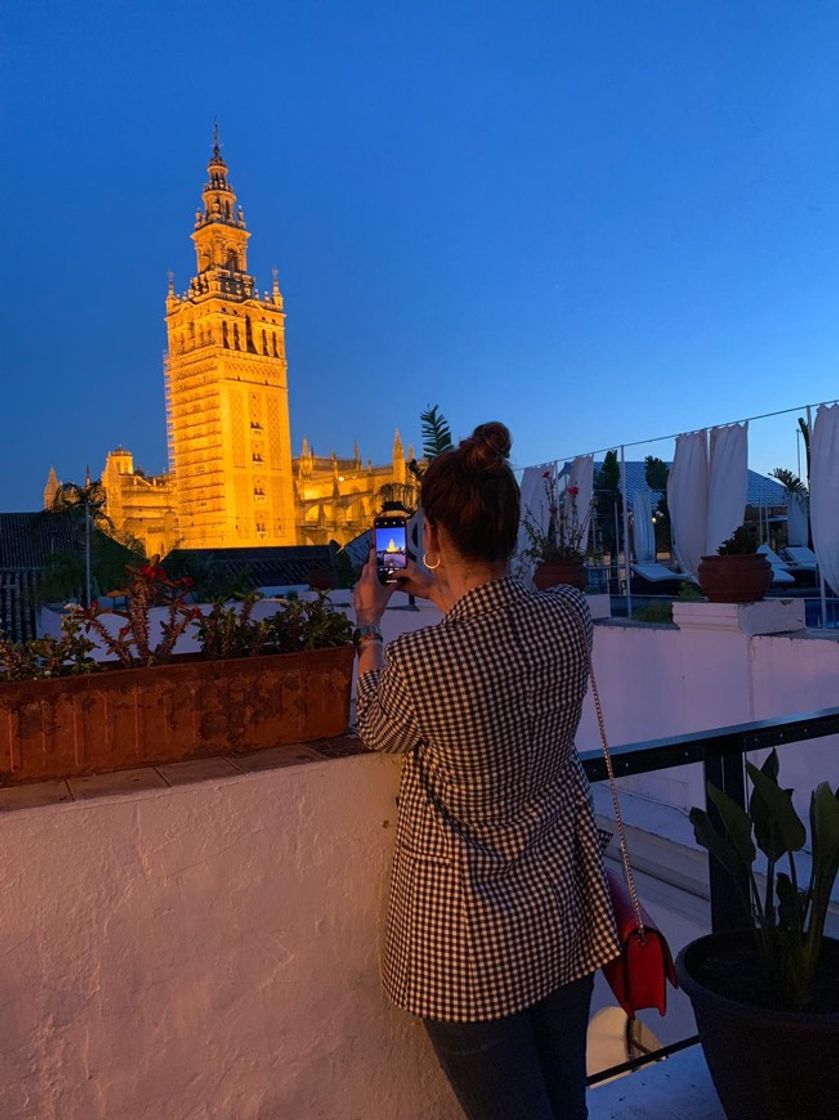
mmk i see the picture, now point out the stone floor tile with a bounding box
[0,779,74,812]
[156,757,241,786]
[588,1044,723,1119]
[228,744,329,772]
[67,768,170,800]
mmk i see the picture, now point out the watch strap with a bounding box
[353,624,383,651]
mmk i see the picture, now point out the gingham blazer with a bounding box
[356,576,619,1023]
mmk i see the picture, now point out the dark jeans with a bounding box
[423,974,594,1120]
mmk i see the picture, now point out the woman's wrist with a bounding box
[355,610,383,627]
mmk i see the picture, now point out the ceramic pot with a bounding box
[676,932,839,1120]
[533,561,588,592]
[697,554,771,604]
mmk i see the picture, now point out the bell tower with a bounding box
[165,129,296,547]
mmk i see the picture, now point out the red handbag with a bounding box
[580,619,679,1019]
[601,867,678,1017]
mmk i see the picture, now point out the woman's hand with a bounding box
[394,560,436,601]
[396,561,454,614]
[354,543,397,626]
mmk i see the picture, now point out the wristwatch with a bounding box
[353,624,383,653]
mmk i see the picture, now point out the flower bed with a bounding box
[0,559,354,785]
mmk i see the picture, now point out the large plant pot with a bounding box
[0,645,354,786]
[676,931,839,1120]
[697,553,771,603]
[533,561,588,591]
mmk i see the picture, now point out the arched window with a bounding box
[272,333,279,358]
[233,322,240,350]
[222,322,229,348]
[245,315,256,353]
[262,329,268,355]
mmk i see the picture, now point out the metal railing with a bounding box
[579,706,839,1086]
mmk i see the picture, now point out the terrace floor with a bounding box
[589,1045,724,1119]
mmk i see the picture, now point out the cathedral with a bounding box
[44,134,413,555]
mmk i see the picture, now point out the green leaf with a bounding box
[690,805,752,889]
[811,782,839,860]
[760,748,780,783]
[776,872,803,936]
[746,761,806,857]
[707,783,757,867]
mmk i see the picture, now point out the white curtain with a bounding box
[516,466,551,581]
[706,422,749,554]
[787,492,809,548]
[632,489,656,563]
[810,404,839,596]
[667,431,709,578]
[564,455,594,550]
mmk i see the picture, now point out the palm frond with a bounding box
[420,406,453,461]
[770,467,808,498]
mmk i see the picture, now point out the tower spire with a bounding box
[189,131,253,296]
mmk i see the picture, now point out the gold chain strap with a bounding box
[577,615,647,940]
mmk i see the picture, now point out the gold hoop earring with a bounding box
[423,551,441,571]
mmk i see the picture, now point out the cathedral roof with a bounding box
[0,512,77,570]
[165,545,337,589]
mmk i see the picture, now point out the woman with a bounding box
[353,422,618,1120]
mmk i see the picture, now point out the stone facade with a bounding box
[44,134,412,554]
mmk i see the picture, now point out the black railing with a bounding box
[578,706,839,1086]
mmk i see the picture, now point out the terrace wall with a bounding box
[578,607,839,824]
[0,752,458,1120]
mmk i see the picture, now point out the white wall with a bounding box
[578,612,839,823]
[0,754,460,1120]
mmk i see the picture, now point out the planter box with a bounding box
[0,646,355,786]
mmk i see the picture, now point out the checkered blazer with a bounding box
[356,576,619,1023]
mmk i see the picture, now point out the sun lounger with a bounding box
[783,546,818,572]
[632,563,694,584]
[756,545,796,586]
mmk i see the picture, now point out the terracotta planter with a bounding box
[0,645,354,786]
[676,932,839,1120]
[533,561,588,592]
[697,553,772,604]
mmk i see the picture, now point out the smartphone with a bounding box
[374,514,408,585]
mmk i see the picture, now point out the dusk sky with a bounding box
[3,0,839,509]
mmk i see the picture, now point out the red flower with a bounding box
[118,625,131,639]
[568,486,579,497]
[543,470,551,479]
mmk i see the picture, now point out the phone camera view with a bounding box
[376,525,407,579]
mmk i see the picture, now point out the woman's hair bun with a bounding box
[460,421,512,470]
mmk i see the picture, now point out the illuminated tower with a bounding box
[165,129,296,547]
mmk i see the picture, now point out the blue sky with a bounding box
[2,0,838,509]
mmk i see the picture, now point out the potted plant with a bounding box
[697,523,771,603]
[0,560,354,786]
[524,472,590,590]
[677,751,839,1119]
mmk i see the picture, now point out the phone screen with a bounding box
[375,523,407,578]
